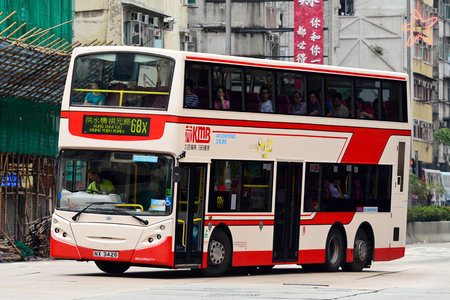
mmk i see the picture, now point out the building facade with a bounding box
[73,0,190,50]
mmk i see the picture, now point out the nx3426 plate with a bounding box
[93,251,119,258]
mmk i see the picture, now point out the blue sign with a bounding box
[2,174,21,187]
[133,156,158,163]
[165,197,172,206]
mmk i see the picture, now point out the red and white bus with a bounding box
[51,46,410,276]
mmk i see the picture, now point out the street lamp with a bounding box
[142,17,177,47]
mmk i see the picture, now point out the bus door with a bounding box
[174,163,207,267]
[272,162,302,263]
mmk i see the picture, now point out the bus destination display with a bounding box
[82,115,150,136]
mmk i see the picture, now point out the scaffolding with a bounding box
[0,10,116,243]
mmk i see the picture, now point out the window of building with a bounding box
[339,0,354,16]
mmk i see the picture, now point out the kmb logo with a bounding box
[185,126,211,143]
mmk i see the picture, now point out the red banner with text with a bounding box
[294,0,324,64]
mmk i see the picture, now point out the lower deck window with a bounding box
[209,160,273,212]
[304,163,392,213]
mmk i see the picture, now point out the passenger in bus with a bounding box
[332,92,349,118]
[214,86,230,110]
[259,86,273,113]
[329,176,344,199]
[373,98,386,120]
[184,78,198,108]
[318,89,334,117]
[84,81,106,105]
[356,98,374,119]
[290,91,306,115]
[347,97,353,118]
[87,168,115,194]
[125,82,142,107]
[307,91,322,116]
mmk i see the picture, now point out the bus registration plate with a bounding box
[93,251,119,258]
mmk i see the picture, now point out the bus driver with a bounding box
[87,168,115,194]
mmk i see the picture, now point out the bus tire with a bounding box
[342,229,369,272]
[94,261,130,274]
[324,228,345,272]
[201,229,231,277]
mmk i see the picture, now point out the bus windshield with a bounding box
[57,150,174,215]
[71,52,174,109]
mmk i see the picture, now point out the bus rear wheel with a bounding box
[94,261,130,274]
[324,228,345,272]
[201,229,231,277]
[342,229,369,272]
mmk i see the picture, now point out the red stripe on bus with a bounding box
[231,249,327,266]
[173,116,411,136]
[131,237,173,267]
[185,56,408,81]
[232,250,273,266]
[174,116,410,164]
[374,247,405,261]
[68,111,174,141]
[205,214,274,218]
[300,212,356,225]
[66,112,410,163]
[78,246,135,262]
[50,232,82,260]
[206,213,354,226]
[207,220,275,226]
[60,111,69,118]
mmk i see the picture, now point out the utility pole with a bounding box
[226,0,231,55]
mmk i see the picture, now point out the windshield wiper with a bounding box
[121,210,149,225]
[72,202,111,221]
[72,202,149,225]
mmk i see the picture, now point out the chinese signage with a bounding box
[82,115,150,136]
[294,0,323,64]
[184,126,211,151]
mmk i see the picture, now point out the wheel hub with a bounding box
[355,239,368,262]
[209,240,225,265]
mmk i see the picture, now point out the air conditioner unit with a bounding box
[143,15,150,24]
[150,17,159,28]
[431,8,437,14]
[130,12,138,21]
[267,34,274,42]
[163,21,174,31]
[184,35,193,43]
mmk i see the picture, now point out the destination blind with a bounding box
[82,115,150,136]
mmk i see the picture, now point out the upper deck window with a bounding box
[184,61,408,123]
[71,52,174,109]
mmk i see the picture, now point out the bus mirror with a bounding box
[173,167,181,183]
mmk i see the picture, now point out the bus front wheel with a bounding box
[324,228,345,272]
[342,229,369,272]
[94,261,130,274]
[201,229,231,277]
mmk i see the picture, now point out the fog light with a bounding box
[63,232,67,238]
[160,225,165,231]
[55,228,60,233]
[148,237,153,243]
[157,234,161,240]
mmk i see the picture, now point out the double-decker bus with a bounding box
[51,46,410,276]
